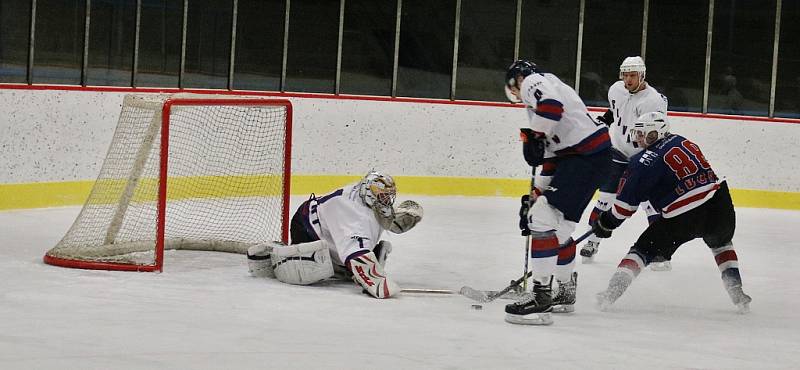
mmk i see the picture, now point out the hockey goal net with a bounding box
[44,94,292,272]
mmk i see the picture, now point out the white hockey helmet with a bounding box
[630,112,670,148]
[619,56,646,80]
[358,171,397,219]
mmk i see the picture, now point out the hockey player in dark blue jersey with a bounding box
[592,112,751,313]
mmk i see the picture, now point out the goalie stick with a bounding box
[460,229,594,303]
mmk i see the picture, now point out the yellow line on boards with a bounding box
[0,176,798,211]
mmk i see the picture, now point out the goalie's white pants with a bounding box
[527,196,577,284]
[271,240,334,285]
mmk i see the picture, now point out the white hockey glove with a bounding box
[271,240,334,285]
[247,243,276,278]
[348,251,400,299]
[388,200,423,234]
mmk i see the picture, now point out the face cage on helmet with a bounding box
[369,183,396,209]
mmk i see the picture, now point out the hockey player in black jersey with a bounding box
[592,112,751,313]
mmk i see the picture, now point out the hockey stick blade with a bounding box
[459,286,490,302]
[460,230,595,303]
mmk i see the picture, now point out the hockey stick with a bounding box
[401,288,456,295]
[522,172,535,292]
[460,229,595,303]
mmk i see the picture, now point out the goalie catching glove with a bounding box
[385,200,424,234]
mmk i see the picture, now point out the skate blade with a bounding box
[736,302,751,314]
[552,304,575,313]
[581,255,595,264]
[595,293,613,311]
[504,312,553,325]
[649,262,672,271]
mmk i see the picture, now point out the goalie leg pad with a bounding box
[347,250,400,299]
[271,240,334,285]
[247,243,275,278]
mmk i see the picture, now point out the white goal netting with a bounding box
[44,94,292,271]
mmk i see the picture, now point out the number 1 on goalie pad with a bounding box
[271,240,334,285]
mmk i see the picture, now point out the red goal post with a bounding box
[44,94,292,272]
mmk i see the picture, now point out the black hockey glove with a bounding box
[592,211,619,239]
[520,128,545,167]
[597,109,614,126]
[519,194,532,236]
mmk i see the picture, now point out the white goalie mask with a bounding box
[619,56,646,81]
[629,112,670,148]
[358,171,397,223]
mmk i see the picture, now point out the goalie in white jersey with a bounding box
[503,60,612,325]
[580,56,669,266]
[245,171,423,299]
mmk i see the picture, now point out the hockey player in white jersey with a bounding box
[503,60,612,325]
[246,171,423,299]
[580,56,669,267]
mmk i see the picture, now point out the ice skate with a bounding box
[727,286,752,314]
[505,281,553,325]
[580,240,600,263]
[649,255,672,271]
[595,271,632,311]
[552,272,577,313]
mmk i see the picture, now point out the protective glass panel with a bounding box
[232,0,285,91]
[646,0,707,113]
[32,0,86,85]
[775,1,800,118]
[708,0,775,116]
[340,0,396,96]
[396,0,455,99]
[136,0,182,87]
[86,0,136,86]
[519,0,579,89]
[183,0,232,89]
[285,0,339,93]
[579,0,643,107]
[455,0,516,102]
[0,0,30,83]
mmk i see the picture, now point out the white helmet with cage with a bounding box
[619,56,646,80]
[358,171,397,222]
[630,111,670,148]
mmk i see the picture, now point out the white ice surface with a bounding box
[2,196,799,369]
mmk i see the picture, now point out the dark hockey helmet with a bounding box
[505,60,538,89]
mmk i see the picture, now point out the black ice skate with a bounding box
[504,281,553,325]
[552,272,577,313]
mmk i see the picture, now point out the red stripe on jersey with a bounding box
[614,204,636,217]
[537,103,564,115]
[530,235,559,252]
[618,258,642,275]
[664,183,720,214]
[555,130,611,155]
[558,241,576,260]
[714,250,738,266]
